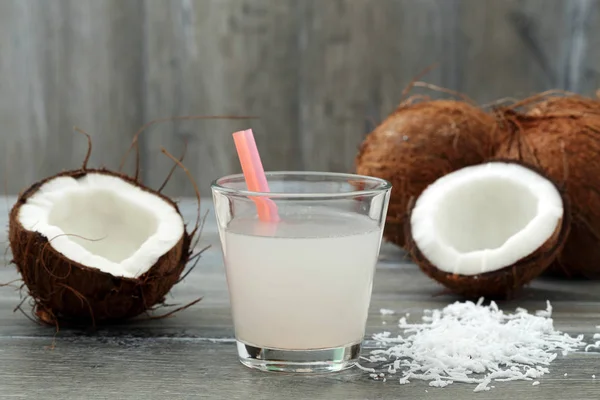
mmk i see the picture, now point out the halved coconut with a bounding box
[405,160,570,298]
[9,169,192,324]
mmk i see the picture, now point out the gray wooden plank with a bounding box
[2,0,599,199]
[0,0,143,194]
[563,0,600,94]
[0,337,599,400]
[457,0,573,103]
[298,0,378,173]
[298,0,463,174]
[142,0,301,197]
[367,0,463,117]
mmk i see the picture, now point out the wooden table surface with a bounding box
[2,197,600,399]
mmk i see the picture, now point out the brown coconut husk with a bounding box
[403,160,571,299]
[495,95,600,279]
[355,97,503,248]
[524,94,600,117]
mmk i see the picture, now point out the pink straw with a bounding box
[232,129,280,222]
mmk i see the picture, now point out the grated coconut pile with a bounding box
[359,298,587,392]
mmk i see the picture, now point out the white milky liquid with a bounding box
[223,211,383,350]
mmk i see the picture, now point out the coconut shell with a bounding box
[495,96,600,278]
[404,160,571,299]
[355,100,501,248]
[9,168,192,324]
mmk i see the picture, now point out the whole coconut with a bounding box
[495,95,600,278]
[355,99,501,248]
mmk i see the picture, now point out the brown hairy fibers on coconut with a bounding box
[495,95,600,279]
[355,93,502,248]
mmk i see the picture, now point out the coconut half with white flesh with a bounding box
[405,160,570,298]
[9,169,192,324]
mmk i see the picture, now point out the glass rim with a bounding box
[210,171,392,199]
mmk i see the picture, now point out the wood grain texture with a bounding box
[367,0,462,112]
[1,339,599,400]
[456,0,564,103]
[296,0,459,172]
[142,0,301,197]
[1,0,600,196]
[2,197,600,398]
[297,0,378,173]
[0,0,143,194]
[456,0,600,103]
[563,0,600,94]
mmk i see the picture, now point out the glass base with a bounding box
[236,340,362,373]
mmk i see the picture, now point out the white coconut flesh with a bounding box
[17,173,185,279]
[410,162,564,276]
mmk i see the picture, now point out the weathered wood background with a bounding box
[1,0,599,196]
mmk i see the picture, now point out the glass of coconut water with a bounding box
[211,171,391,373]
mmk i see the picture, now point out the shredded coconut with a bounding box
[380,308,396,315]
[360,299,586,392]
[535,301,553,317]
[584,332,600,352]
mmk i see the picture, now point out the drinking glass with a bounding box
[211,171,391,373]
